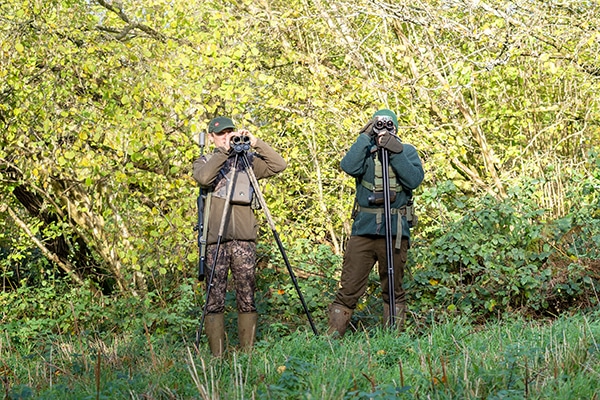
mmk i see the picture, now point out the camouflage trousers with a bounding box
[205,240,257,314]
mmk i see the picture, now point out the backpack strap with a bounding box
[360,179,403,193]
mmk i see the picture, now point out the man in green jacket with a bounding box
[193,116,287,356]
[328,109,424,336]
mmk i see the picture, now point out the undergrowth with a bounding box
[1,311,599,399]
[2,149,600,399]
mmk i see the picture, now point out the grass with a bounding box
[1,311,599,399]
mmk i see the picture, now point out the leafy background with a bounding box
[1,0,600,339]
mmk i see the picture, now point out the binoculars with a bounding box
[374,119,395,133]
[230,135,251,153]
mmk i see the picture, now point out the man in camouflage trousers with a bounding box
[193,116,286,356]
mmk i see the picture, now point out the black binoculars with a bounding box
[230,135,251,153]
[374,119,395,132]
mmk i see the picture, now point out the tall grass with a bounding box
[1,312,599,399]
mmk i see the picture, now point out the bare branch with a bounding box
[94,0,166,42]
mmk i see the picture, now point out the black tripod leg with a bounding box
[195,154,239,349]
[380,148,396,328]
[272,229,319,335]
[240,153,319,335]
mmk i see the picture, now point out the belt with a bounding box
[355,205,406,248]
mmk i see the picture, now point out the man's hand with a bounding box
[359,119,375,137]
[238,129,257,147]
[378,132,404,153]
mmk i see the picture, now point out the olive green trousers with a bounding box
[332,235,408,311]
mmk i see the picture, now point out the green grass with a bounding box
[2,312,599,399]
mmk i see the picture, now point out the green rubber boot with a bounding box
[204,313,225,357]
[238,312,258,351]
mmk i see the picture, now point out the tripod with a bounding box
[379,147,397,328]
[195,147,319,348]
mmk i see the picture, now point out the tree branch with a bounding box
[1,203,97,292]
[94,0,166,42]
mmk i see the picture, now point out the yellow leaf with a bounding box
[15,42,24,53]
[79,157,91,167]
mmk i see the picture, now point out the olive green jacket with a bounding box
[193,139,286,244]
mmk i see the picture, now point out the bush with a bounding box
[0,276,201,344]
[409,171,600,322]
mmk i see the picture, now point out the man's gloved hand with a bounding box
[359,119,375,137]
[378,132,404,153]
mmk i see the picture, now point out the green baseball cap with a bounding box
[208,116,235,133]
[373,109,398,129]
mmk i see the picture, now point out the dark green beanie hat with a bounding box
[373,109,398,129]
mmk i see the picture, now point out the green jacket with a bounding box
[193,139,287,244]
[341,133,424,239]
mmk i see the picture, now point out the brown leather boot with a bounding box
[383,302,407,333]
[238,312,257,351]
[327,303,353,337]
[204,313,225,357]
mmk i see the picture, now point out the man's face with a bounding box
[210,128,235,148]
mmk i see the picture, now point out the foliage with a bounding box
[259,356,316,399]
[2,0,600,297]
[255,239,340,325]
[409,160,600,321]
[2,5,600,389]
[0,277,200,346]
[2,312,600,399]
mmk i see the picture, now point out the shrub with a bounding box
[409,170,600,322]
